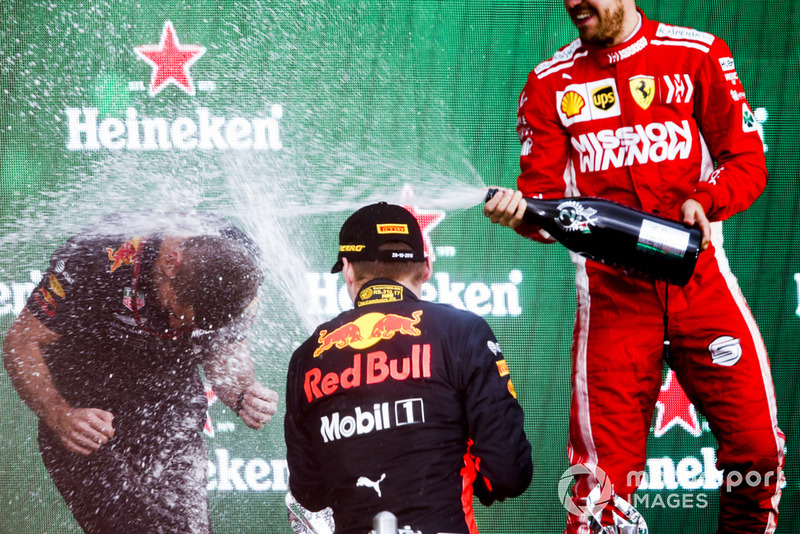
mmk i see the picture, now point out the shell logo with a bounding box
[561,91,585,118]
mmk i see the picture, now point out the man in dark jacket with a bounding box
[285,202,532,534]
[3,211,278,534]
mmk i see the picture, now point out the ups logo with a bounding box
[592,86,616,111]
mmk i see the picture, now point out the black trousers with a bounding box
[39,422,212,534]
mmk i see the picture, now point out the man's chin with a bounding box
[578,30,600,44]
[579,30,616,47]
[575,24,600,43]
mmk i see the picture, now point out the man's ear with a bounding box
[421,256,433,284]
[163,246,184,278]
[342,258,360,304]
[342,258,356,288]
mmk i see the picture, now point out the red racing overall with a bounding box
[516,10,784,533]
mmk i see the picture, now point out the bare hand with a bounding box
[483,187,527,229]
[680,199,711,250]
[46,407,115,455]
[238,382,278,430]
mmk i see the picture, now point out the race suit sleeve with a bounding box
[458,316,532,503]
[691,37,767,221]
[284,342,329,512]
[515,70,574,241]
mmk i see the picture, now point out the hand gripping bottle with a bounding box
[486,189,702,286]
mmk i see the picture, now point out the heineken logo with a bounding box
[63,20,285,152]
[65,106,284,151]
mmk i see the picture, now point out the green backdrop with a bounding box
[1,1,798,532]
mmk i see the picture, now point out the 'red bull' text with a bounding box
[304,344,432,403]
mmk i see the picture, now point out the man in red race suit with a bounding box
[484,0,784,532]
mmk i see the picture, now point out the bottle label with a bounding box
[556,200,598,234]
[637,220,690,257]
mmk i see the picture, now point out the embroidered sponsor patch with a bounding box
[358,284,403,306]
[556,78,621,126]
[629,76,655,110]
[105,237,142,272]
[496,359,510,377]
[718,57,736,71]
[661,74,694,105]
[314,310,423,357]
[741,103,758,133]
[655,23,715,45]
[48,274,66,298]
[122,287,146,311]
[708,335,742,366]
[376,223,408,234]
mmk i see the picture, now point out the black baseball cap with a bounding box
[331,202,425,273]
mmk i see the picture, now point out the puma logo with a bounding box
[356,473,386,497]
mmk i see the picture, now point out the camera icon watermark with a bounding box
[558,464,648,533]
[557,464,613,517]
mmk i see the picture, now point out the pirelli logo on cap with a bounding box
[340,244,366,252]
[376,223,409,234]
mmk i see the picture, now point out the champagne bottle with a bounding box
[486,189,702,286]
[371,511,397,534]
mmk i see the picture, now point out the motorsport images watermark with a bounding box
[625,468,784,493]
[558,463,784,516]
[632,492,709,510]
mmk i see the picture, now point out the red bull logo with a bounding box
[34,288,58,317]
[39,288,57,308]
[370,310,422,339]
[304,344,432,403]
[314,323,364,357]
[106,237,142,272]
[33,291,56,317]
[314,310,423,358]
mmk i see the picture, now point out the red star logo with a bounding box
[399,185,445,262]
[653,369,702,437]
[403,204,445,261]
[134,20,206,96]
[203,385,218,437]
